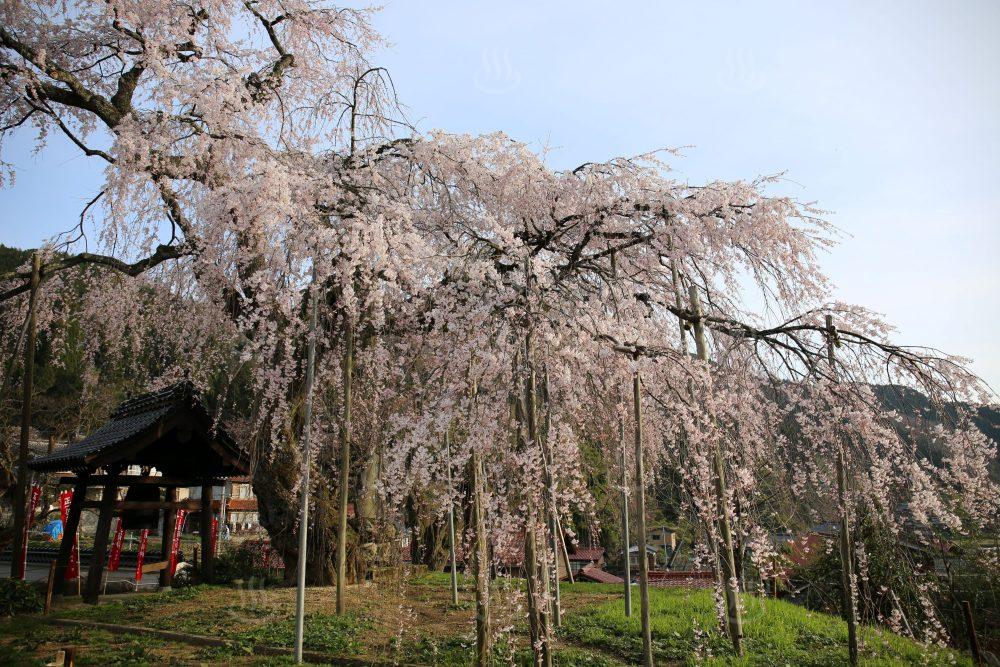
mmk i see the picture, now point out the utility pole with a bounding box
[620,416,632,617]
[294,274,320,664]
[11,252,40,579]
[826,314,859,667]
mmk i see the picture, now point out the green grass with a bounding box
[234,611,369,654]
[559,584,974,666]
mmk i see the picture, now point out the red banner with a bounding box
[134,529,149,582]
[169,509,186,575]
[59,490,80,580]
[211,517,219,557]
[16,485,43,579]
[108,518,125,572]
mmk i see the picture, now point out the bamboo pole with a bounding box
[293,275,319,664]
[826,315,859,667]
[335,317,355,615]
[633,372,653,667]
[11,252,40,579]
[689,285,743,655]
[620,416,632,617]
[445,430,459,606]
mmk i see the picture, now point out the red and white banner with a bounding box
[169,509,186,575]
[134,529,149,582]
[16,484,43,579]
[211,516,219,557]
[59,490,80,580]
[108,518,125,572]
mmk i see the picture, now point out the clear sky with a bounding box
[1,1,998,389]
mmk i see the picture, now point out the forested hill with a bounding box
[0,244,31,275]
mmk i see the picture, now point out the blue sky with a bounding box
[2,1,998,388]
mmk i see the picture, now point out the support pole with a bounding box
[83,468,120,603]
[336,317,354,616]
[445,430,459,606]
[11,252,40,579]
[690,285,743,655]
[200,483,214,583]
[826,315,859,667]
[468,376,491,667]
[294,275,320,663]
[633,372,653,667]
[620,417,632,617]
[523,337,552,667]
[962,600,984,667]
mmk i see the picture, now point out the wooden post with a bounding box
[962,600,983,667]
[160,487,178,588]
[200,482,214,583]
[826,315,859,667]
[620,416,632,617]
[523,334,552,667]
[633,372,653,667]
[84,468,120,603]
[467,374,491,667]
[55,473,88,595]
[543,372,562,628]
[690,285,743,655]
[294,272,319,664]
[45,560,57,613]
[445,430,459,606]
[336,318,354,616]
[11,252,41,579]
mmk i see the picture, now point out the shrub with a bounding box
[0,579,43,616]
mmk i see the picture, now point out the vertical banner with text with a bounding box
[59,490,80,580]
[169,509,186,575]
[134,529,149,582]
[108,518,125,572]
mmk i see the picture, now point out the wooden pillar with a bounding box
[55,473,89,595]
[83,468,120,603]
[160,487,178,588]
[200,482,214,582]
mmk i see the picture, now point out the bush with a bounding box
[212,539,285,584]
[0,579,43,616]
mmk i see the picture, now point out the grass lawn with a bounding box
[0,573,976,665]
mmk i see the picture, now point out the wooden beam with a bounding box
[84,468,120,603]
[81,499,203,511]
[55,473,89,595]
[60,475,225,487]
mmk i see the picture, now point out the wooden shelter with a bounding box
[28,382,248,603]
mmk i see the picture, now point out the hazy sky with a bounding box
[1,1,998,388]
